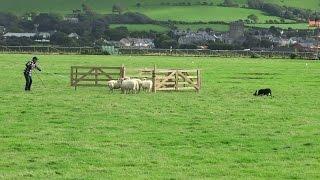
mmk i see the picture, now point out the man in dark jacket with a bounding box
[24,57,42,91]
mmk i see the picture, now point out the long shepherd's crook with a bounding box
[34,71,46,88]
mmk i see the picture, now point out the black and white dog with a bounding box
[254,88,272,96]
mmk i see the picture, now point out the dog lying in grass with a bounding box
[254,88,272,96]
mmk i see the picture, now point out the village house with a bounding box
[3,32,36,38]
[64,13,80,23]
[0,26,6,35]
[68,33,80,39]
[119,38,155,49]
[293,42,316,52]
[3,32,52,43]
[63,17,79,23]
[178,31,219,45]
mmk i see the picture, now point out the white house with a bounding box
[68,33,80,39]
[0,26,5,34]
[119,38,155,48]
[3,32,36,38]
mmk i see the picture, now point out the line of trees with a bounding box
[247,0,319,22]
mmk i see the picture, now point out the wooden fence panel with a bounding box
[71,65,125,90]
[139,67,201,93]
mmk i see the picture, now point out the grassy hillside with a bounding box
[0,0,316,26]
[247,23,315,30]
[134,6,284,23]
[110,24,169,32]
[267,0,320,10]
[175,24,229,32]
[0,0,318,13]
[0,54,320,178]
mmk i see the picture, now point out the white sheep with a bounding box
[120,79,139,94]
[107,80,121,92]
[131,78,143,92]
[141,78,153,92]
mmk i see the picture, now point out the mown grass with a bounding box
[0,54,319,179]
[110,24,169,32]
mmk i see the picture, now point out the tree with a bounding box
[105,26,129,41]
[33,13,61,31]
[222,0,238,7]
[154,34,178,49]
[50,32,68,44]
[247,0,264,9]
[82,3,95,16]
[247,14,258,23]
[112,3,125,15]
[91,18,108,38]
[0,12,20,31]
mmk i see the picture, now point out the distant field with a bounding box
[0,3,288,23]
[0,0,318,14]
[267,0,320,10]
[175,24,229,32]
[110,24,169,32]
[0,54,320,179]
[134,6,285,23]
[247,23,315,30]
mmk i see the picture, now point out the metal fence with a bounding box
[0,45,318,60]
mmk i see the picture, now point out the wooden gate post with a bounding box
[175,70,178,91]
[152,65,156,93]
[75,68,78,90]
[196,69,201,93]
[94,68,98,85]
[70,67,74,87]
[121,64,126,78]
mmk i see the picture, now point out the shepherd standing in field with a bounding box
[23,57,42,91]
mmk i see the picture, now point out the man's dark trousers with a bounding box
[24,72,32,91]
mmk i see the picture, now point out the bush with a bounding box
[250,52,260,58]
[290,53,298,59]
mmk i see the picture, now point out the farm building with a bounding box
[68,33,80,39]
[178,31,219,45]
[119,38,155,49]
[3,32,36,38]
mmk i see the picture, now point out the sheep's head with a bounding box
[253,90,258,96]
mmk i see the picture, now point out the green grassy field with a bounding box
[0,0,318,13]
[247,23,315,30]
[134,6,284,23]
[0,3,286,24]
[267,0,320,10]
[175,23,229,32]
[0,54,320,179]
[110,24,169,32]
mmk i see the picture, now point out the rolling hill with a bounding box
[0,0,318,14]
[0,0,317,32]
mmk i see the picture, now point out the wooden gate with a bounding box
[70,65,125,90]
[140,66,201,93]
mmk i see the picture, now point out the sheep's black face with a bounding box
[253,90,258,96]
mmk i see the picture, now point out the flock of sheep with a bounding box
[107,77,153,94]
